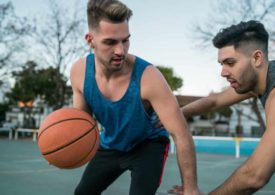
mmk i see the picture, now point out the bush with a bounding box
[0,103,9,123]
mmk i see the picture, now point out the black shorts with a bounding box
[74,137,170,195]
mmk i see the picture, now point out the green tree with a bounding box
[6,61,68,109]
[156,66,183,91]
[0,102,9,122]
[36,66,68,108]
[7,61,38,104]
[31,0,86,108]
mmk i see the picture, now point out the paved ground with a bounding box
[0,138,274,195]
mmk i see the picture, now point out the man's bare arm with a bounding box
[141,66,200,194]
[181,87,253,118]
[70,58,90,113]
[209,89,275,194]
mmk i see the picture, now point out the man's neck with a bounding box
[256,61,269,95]
[94,54,134,81]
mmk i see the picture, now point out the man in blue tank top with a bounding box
[70,0,200,194]
[169,20,275,194]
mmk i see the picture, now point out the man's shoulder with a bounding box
[141,65,165,88]
[71,57,86,69]
[70,57,86,78]
[130,54,152,66]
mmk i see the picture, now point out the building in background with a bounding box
[176,95,265,137]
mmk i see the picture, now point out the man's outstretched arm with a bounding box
[209,90,275,194]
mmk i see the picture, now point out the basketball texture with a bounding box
[38,107,99,169]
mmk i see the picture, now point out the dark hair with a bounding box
[213,20,269,57]
[87,0,133,30]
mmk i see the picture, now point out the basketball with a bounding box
[37,107,99,169]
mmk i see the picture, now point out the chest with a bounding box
[94,74,152,111]
[95,74,132,102]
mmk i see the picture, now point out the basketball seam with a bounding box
[42,125,98,155]
[62,129,99,168]
[38,118,95,140]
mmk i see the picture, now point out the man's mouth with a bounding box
[228,79,238,88]
[111,58,124,64]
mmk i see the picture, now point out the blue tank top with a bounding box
[83,54,168,152]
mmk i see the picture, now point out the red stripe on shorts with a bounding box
[158,143,170,185]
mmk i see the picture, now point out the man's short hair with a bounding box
[212,20,269,58]
[87,0,133,30]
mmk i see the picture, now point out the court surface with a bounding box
[0,138,274,195]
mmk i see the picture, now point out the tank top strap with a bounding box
[84,54,95,112]
[132,56,151,87]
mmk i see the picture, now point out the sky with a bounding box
[6,0,228,97]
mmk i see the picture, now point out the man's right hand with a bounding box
[168,185,204,195]
[168,185,184,194]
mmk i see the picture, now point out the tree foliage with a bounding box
[7,61,38,103]
[36,66,69,108]
[30,0,86,108]
[156,66,183,91]
[0,102,9,122]
[6,61,68,108]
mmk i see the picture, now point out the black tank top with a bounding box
[259,60,275,107]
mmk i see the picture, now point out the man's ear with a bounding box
[85,33,94,48]
[252,50,264,68]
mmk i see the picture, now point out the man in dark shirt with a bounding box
[169,20,275,194]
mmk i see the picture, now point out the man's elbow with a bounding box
[242,164,271,191]
[249,173,270,190]
[202,93,218,111]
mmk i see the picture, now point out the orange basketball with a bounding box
[37,107,99,169]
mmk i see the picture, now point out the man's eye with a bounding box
[123,39,129,43]
[227,62,234,66]
[104,40,116,45]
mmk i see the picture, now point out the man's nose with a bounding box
[221,66,230,78]
[114,42,124,56]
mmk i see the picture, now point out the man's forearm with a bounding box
[175,135,198,191]
[181,96,216,118]
[209,165,260,195]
